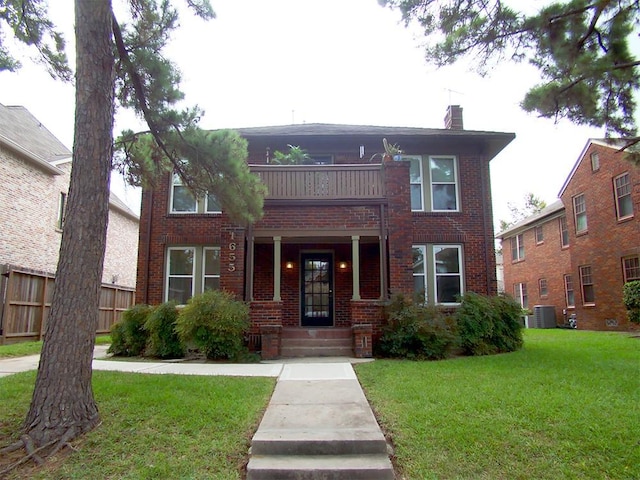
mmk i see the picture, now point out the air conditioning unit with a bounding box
[532,305,557,328]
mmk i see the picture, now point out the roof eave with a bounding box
[0,133,66,175]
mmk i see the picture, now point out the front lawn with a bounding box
[0,336,111,359]
[0,371,275,479]
[356,329,640,480]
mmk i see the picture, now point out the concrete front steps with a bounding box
[246,365,394,480]
[280,327,353,357]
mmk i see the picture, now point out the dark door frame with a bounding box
[300,251,334,327]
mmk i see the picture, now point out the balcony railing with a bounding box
[250,164,385,201]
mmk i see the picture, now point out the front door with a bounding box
[301,253,333,327]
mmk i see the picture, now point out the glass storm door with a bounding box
[301,253,334,327]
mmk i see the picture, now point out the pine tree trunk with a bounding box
[23,0,115,446]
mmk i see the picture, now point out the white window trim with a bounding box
[432,244,464,305]
[56,191,67,230]
[170,174,197,214]
[579,265,595,306]
[614,172,633,220]
[564,274,575,308]
[165,247,196,303]
[573,194,588,234]
[202,247,221,289]
[205,193,222,214]
[412,245,428,303]
[511,234,524,262]
[429,156,460,212]
[408,156,425,212]
[514,282,528,309]
[559,216,569,248]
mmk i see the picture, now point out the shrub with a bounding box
[145,301,185,359]
[108,304,152,356]
[455,292,524,356]
[377,295,458,360]
[623,280,640,324]
[175,290,250,361]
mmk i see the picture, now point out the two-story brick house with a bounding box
[497,139,640,331]
[0,103,140,342]
[135,106,514,358]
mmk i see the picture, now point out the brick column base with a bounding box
[352,324,373,358]
[260,325,282,360]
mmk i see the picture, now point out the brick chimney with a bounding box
[444,105,463,130]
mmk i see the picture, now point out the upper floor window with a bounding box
[406,155,459,212]
[514,282,528,309]
[564,274,575,307]
[573,194,587,234]
[579,265,595,305]
[430,156,459,211]
[535,225,544,244]
[171,174,197,213]
[409,157,424,211]
[590,152,600,171]
[171,174,222,214]
[614,173,633,220]
[57,192,67,230]
[559,216,569,247]
[623,256,640,282]
[510,233,524,262]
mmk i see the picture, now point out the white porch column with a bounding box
[273,236,282,302]
[351,235,361,300]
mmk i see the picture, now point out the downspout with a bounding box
[379,203,389,300]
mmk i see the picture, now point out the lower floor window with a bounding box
[579,265,595,304]
[166,246,220,304]
[413,244,464,305]
[514,282,528,309]
[564,274,575,307]
[623,256,640,282]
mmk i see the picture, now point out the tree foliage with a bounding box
[499,192,547,232]
[379,0,639,145]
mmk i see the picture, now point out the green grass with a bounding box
[0,371,275,479]
[0,336,111,358]
[355,329,640,480]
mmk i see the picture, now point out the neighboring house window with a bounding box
[614,173,633,220]
[203,247,221,290]
[409,157,423,211]
[535,225,544,244]
[559,216,569,247]
[166,247,195,304]
[57,192,67,230]
[430,156,459,211]
[564,274,575,307]
[514,283,528,309]
[433,245,463,304]
[579,265,595,304]
[308,154,333,165]
[206,193,222,213]
[539,278,548,297]
[413,244,464,304]
[171,174,197,213]
[510,234,524,262]
[623,256,640,282]
[412,246,427,302]
[573,194,587,233]
[590,152,600,171]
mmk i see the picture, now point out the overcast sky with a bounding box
[2,0,631,229]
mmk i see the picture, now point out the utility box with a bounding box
[532,305,557,328]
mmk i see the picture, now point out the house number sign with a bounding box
[228,231,236,272]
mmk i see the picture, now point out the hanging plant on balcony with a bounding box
[270,144,311,165]
[382,138,402,162]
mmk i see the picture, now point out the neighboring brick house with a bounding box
[0,103,139,286]
[497,139,640,331]
[136,106,514,358]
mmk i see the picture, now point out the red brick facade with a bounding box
[499,140,640,331]
[136,111,514,356]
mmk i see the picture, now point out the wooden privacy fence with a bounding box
[0,265,135,344]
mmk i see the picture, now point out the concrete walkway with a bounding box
[0,348,394,478]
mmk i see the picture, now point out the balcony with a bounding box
[250,164,385,201]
